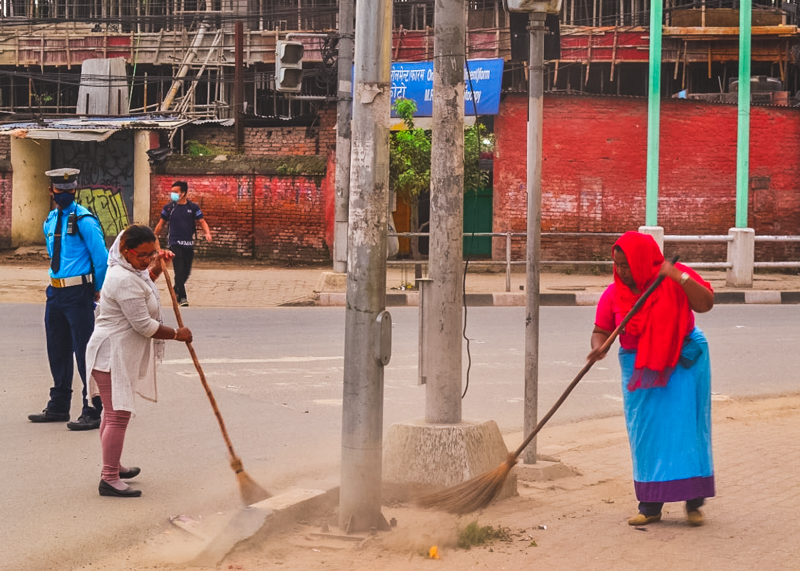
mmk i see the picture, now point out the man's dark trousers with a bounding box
[170,244,194,301]
[44,283,102,418]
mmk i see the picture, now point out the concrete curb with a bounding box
[190,488,338,567]
[174,456,577,566]
[317,291,799,307]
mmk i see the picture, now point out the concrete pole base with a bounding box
[382,419,517,502]
[638,225,664,253]
[726,227,755,288]
[315,271,347,292]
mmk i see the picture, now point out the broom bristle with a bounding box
[416,460,514,514]
[237,470,272,506]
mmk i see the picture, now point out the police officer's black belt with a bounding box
[50,274,93,288]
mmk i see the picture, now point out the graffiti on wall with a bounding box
[52,131,134,235]
[76,186,129,238]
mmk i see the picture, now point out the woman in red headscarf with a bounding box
[588,231,715,527]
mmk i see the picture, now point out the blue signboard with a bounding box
[389,58,504,117]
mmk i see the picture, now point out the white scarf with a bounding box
[108,231,165,362]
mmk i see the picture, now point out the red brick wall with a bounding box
[0,137,10,159]
[0,171,12,248]
[183,126,319,156]
[182,106,337,157]
[494,94,800,262]
[317,107,337,154]
[152,172,331,263]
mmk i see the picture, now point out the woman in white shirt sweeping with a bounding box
[86,224,192,498]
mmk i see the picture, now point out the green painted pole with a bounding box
[645,0,663,227]
[736,0,752,229]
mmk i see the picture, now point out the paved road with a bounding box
[2,303,799,571]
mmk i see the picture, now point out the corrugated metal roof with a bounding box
[0,115,192,141]
[190,118,236,126]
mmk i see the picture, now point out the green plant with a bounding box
[33,93,53,106]
[276,163,301,176]
[464,123,494,192]
[456,521,511,549]
[184,139,225,156]
[390,98,494,267]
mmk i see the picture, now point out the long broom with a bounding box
[157,251,271,506]
[417,257,678,514]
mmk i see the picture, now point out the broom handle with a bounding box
[157,249,244,470]
[511,255,680,460]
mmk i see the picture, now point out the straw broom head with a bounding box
[416,457,516,514]
[231,457,272,506]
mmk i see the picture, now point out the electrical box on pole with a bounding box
[275,40,304,92]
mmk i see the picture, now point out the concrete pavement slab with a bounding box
[5,249,800,307]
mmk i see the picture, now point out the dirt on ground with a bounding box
[71,394,800,571]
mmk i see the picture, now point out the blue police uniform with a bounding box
[41,199,109,421]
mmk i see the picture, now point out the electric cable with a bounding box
[461,50,487,400]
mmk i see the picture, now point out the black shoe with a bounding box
[99,480,142,497]
[67,415,101,431]
[28,409,70,423]
[119,467,141,479]
[178,298,189,307]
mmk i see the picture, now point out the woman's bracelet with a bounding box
[173,328,179,340]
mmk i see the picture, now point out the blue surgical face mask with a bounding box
[170,192,180,202]
[52,192,75,209]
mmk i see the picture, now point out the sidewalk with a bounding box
[77,394,800,571]
[4,249,800,307]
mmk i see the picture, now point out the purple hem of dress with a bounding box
[634,475,715,503]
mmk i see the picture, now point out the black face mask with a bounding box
[52,192,75,209]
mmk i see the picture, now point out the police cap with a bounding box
[45,168,80,191]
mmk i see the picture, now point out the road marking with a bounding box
[162,356,343,365]
[313,399,343,406]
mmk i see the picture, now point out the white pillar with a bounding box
[11,137,52,246]
[726,227,754,288]
[133,130,153,226]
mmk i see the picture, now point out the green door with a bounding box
[463,188,493,257]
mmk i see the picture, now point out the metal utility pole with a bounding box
[522,11,546,465]
[339,0,393,532]
[333,0,355,273]
[234,21,244,152]
[426,0,466,425]
[736,0,752,228]
[645,0,663,226]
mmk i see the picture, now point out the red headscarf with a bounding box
[613,232,697,390]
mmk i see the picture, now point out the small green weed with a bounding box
[276,163,302,175]
[457,521,512,549]
[184,139,226,156]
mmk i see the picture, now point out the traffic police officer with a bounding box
[28,168,109,430]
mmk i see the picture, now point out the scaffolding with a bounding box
[0,0,797,117]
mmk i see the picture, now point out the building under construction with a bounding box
[0,0,798,122]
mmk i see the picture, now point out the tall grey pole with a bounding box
[523,11,546,465]
[339,0,393,532]
[426,0,465,424]
[333,0,355,273]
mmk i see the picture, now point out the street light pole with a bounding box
[522,10,546,465]
[426,0,466,425]
[333,0,355,273]
[339,0,393,532]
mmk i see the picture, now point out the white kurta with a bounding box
[86,264,163,414]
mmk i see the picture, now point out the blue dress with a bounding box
[619,327,715,502]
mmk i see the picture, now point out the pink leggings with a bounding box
[93,370,131,483]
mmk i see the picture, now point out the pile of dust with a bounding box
[375,507,460,554]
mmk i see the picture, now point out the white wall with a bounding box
[11,137,52,246]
